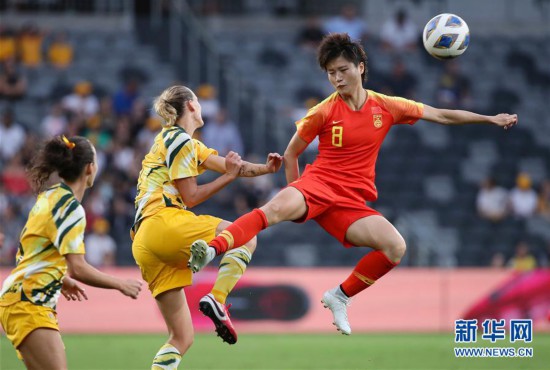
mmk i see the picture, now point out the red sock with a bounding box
[210,208,268,255]
[340,250,398,297]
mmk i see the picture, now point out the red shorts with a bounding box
[288,174,380,247]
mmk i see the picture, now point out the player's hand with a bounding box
[225,151,243,178]
[492,113,518,130]
[266,153,283,173]
[119,279,143,299]
[61,276,88,301]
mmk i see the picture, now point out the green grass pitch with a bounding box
[1,333,549,369]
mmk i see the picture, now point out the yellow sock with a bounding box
[151,343,181,370]
[212,246,252,304]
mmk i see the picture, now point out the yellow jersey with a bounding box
[0,183,86,309]
[132,126,216,236]
[48,42,73,68]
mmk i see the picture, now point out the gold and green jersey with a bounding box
[0,183,86,309]
[132,126,216,236]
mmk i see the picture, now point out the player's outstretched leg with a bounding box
[199,293,238,344]
[187,240,215,273]
[321,286,352,335]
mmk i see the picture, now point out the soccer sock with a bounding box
[340,250,398,297]
[151,343,182,370]
[211,246,252,304]
[209,209,268,255]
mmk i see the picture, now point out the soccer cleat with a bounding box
[199,293,238,344]
[321,287,352,335]
[187,240,214,273]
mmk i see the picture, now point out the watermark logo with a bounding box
[455,319,478,343]
[481,319,506,343]
[454,319,533,358]
[510,319,533,343]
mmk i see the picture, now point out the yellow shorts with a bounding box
[132,207,222,298]
[0,301,59,359]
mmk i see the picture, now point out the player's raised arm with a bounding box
[175,151,243,208]
[283,133,309,183]
[240,152,283,176]
[422,104,518,130]
[202,151,283,177]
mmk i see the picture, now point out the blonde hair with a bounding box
[153,85,194,127]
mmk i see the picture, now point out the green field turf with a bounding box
[1,333,548,369]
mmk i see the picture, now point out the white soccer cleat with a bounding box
[187,240,215,273]
[321,287,352,335]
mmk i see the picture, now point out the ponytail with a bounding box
[28,136,94,193]
[153,85,194,127]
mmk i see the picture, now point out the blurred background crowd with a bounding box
[1,0,549,271]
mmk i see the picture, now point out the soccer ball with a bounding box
[422,13,470,59]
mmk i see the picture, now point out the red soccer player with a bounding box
[189,33,518,335]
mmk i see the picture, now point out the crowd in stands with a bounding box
[0,23,252,267]
[1,7,549,270]
[476,173,547,222]
[478,172,550,270]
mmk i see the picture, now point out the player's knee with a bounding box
[262,201,284,224]
[387,237,406,263]
[244,236,257,253]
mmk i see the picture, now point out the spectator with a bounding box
[537,179,550,219]
[111,138,136,175]
[119,65,149,87]
[0,202,24,266]
[435,60,473,109]
[81,115,113,151]
[0,108,26,162]
[41,102,68,137]
[136,115,162,150]
[383,59,417,99]
[296,16,325,52]
[476,177,509,222]
[112,115,132,149]
[1,154,31,196]
[0,58,28,102]
[201,108,244,156]
[380,9,418,53]
[323,3,368,41]
[89,96,117,133]
[508,241,537,272]
[196,83,220,124]
[113,78,140,116]
[129,97,148,136]
[62,81,100,118]
[84,218,116,267]
[509,172,538,218]
[18,23,45,69]
[490,252,506,268]
[0,26,17,63]
[82,189,109,224]
[47,31,74,69]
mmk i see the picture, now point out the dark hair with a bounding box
[153,85,195,127]
[28,136,94,193]
[317,33,368,82]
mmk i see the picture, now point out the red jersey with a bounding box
[295,89,424,201]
